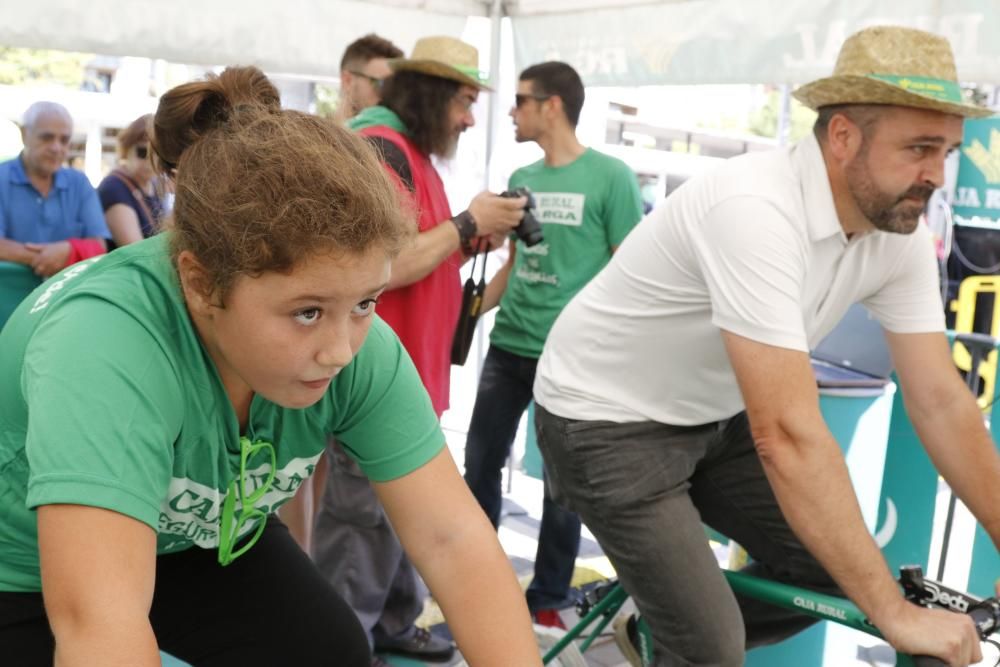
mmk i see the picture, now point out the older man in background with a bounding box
[0,101,107,278]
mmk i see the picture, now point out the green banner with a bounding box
[511,0,1000,86]
[954,117,1000,229]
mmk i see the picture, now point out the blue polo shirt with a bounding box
[0,155,109,243]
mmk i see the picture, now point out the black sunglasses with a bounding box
[514,93,552,108]
[135,145,148,159]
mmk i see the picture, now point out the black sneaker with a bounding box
[373,626,455,663]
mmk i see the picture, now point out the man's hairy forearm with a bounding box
[388,221,461,290]
[756,429,903,626]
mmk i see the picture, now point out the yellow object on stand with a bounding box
[950,275,1000,409]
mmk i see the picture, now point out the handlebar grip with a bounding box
[911,656,948,667]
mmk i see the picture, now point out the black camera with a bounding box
[500,187,543,247]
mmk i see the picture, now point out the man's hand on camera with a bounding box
[467,191,525,237]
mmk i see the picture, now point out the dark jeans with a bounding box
[463,345,582,611]
[535,405,840,667]
[0,517,370,667]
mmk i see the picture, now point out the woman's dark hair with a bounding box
[519,61,585,127]
[150,66,413,303]
[379,70,461,156]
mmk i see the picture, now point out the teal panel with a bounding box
[876,376,939,573]
[0,261,41,331]
[161,652,191,667]
[523,401,544,480]
[745,620,827,666]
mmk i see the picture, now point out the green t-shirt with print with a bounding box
[491,148,643,358]
[0,234,443,592]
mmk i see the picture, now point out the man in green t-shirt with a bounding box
[463,61,643,625]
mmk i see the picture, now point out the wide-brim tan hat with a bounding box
[388,36,491,91]
[794,25,993,119]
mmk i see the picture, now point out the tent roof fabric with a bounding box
[3,0,999,85]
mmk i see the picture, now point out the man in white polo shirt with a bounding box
[533,25,1000,667]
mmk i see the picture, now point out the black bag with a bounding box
[451,240,488,365]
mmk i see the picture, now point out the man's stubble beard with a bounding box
[844,145,933,235]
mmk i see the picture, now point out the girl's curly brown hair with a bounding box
[151,65,413,302]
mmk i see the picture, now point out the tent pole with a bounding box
[484,0,504,191]
[473,0,505,385]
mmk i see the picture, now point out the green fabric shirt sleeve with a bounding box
[331,317,444,482]
[23,297,184,530]
[603,160,644,248]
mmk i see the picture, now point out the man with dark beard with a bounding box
[532,26,1000,667]
[310,36,525,666]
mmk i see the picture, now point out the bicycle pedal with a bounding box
[576,579,618,616]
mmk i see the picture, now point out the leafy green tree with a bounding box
[0,48,91,87]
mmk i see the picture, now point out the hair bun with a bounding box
[215,66,281,115]
[151,66,280,174]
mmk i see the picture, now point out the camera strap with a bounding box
[450,238,489,366]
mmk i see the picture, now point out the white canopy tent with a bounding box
[2,0,999,86]
[4,0,998,182]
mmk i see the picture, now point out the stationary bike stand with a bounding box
[936,331,999,580]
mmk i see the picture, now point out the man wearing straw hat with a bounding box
[532,25,1000,666]
[311,36,526,665]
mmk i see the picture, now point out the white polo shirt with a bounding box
[533,134,945,425]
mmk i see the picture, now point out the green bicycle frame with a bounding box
[542,571,939,666]
[723,571,876,636]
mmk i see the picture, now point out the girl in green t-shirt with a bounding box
[0,66,541,667]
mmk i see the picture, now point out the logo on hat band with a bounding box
[454,64,488,85]
[867,74,964,104]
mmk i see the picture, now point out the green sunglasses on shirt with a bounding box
[218,436,276,566]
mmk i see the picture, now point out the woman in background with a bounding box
[97,113,165,247]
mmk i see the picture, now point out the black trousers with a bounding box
[0,517,371,666]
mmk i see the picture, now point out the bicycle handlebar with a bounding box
[911,602,1000,666]
[901,565,1000,667]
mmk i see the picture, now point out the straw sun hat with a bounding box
[793,25,992,119]
[388,36,491,91]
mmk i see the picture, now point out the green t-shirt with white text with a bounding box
[491,148,643,358]
[0,234,443,592]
